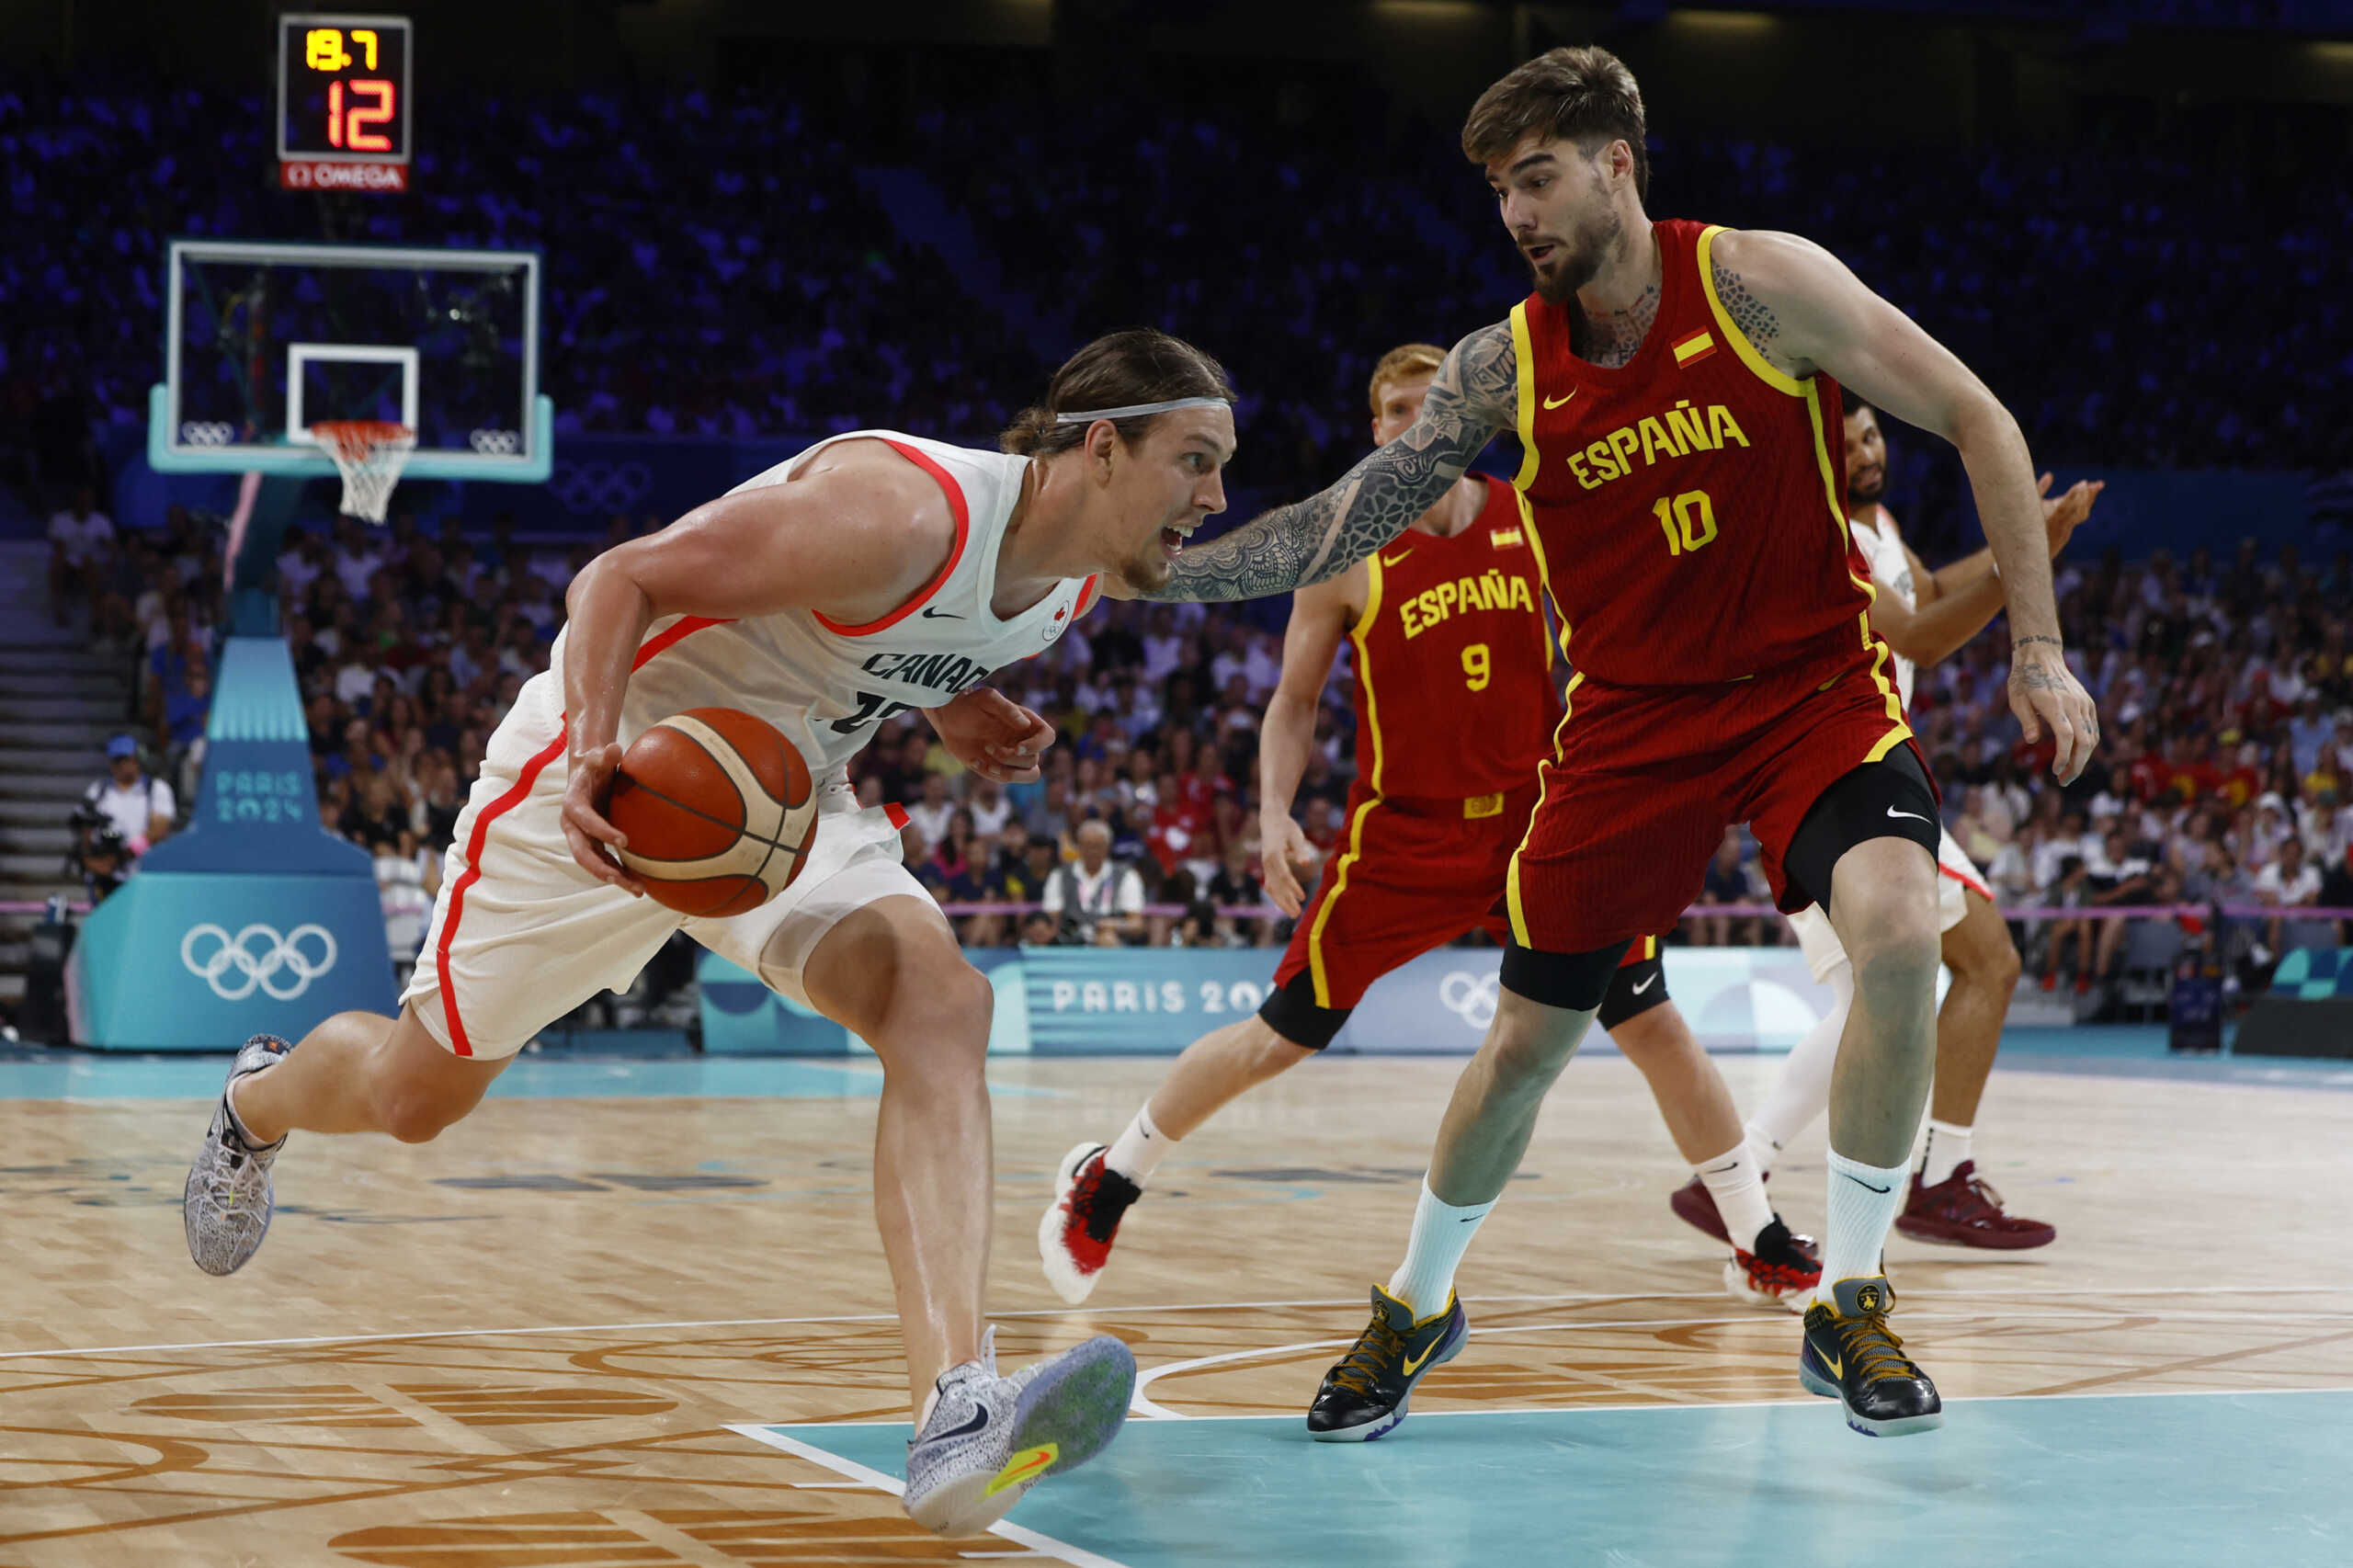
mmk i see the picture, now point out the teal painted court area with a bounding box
[755,1392,2353,1568]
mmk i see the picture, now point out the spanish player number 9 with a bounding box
[1653,489,1720,557]
[1461,643,1492,692]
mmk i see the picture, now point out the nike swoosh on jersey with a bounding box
[1541,392,1575,409]
[1381,551,1413,566]
[1886,806,1929,824]
[921,607,964,619]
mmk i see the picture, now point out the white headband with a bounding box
[1053,396,1232,424]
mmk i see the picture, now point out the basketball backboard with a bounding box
[149,239,549,483]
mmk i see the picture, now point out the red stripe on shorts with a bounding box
[436,727,568,1058]
[1938,861,1995,905]
[438,615,730,1055]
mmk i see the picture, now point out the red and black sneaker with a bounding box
[1669,1169,1774,1246]
[1039,1142,1143,1304]
[1724,1217,1822,1312]
[1893,1160,2055,1250]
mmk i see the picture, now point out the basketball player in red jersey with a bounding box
[1145,49,2097,1439]
[1042,346,1820,1337]
[1678,403,2102,1252]
[179,331,1240,1536]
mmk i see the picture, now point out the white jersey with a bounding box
[543,430,1099,785]
[1785,501,1993,964]
[1852,503,1915,710]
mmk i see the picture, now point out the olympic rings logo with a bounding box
[179,422,238,447]
[549,460,653,515]
[1439,970,1500,1029]
[180,924,339,1002]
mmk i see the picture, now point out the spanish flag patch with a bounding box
[1673,331,1717,367]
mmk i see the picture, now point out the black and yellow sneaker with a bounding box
[1305,1285,1466,1443]
[1799,1275,1942,1437]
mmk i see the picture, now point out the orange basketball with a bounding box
[607,708,816,917]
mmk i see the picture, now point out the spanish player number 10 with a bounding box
[1652,489,1720,557]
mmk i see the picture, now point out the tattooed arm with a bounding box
[1144,321,1518,603]
[1706,226,2097,783]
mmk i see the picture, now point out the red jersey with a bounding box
[1510,219,1885,688]
[1346,475,1560,801]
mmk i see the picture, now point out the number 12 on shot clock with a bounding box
[278,14,412,190]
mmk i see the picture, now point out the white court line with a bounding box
[726,1423,1132,1568]
[6,1284,2349,1361]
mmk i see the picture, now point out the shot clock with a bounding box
[277,14,412,191]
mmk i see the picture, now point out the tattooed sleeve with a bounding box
[1710,256,1784,362]
[1147,321,1519,603]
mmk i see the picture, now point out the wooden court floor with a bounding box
[1,1049,2347,1565]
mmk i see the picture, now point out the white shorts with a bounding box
[1784,826,1994,984]
[401,679,928,1059]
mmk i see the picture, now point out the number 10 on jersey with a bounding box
[1653,490,1719,557]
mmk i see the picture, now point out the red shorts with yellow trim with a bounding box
[1506,649,1920,955]
[1275,782,1581,1011]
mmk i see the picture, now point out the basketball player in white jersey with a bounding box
[181,329,1237,1537]
[1674,401,2101,1252]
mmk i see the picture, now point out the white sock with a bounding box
[1697,1140,1774,1253]
[1747,961,1851,1175]
[1820,1148,1911,1304]
[1105,1105,1172,1185]
[1385,1179,1495,1319]
[1919,1120,1972,1187]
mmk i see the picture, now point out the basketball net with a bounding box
[313,420,416,524]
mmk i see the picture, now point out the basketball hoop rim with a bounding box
[312,419,417,456]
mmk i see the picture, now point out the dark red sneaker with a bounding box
[1724,1218,1821,1312]
[1893,1160,2055,1250]
[1039,1142,1142,1303]
[1670,1175,1729,1244]
[1670,1170,1777,1245]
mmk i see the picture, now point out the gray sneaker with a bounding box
[183,1034,292,1277]
[902,1328,1134,1537]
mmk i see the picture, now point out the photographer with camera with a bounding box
[1040,818,1146,947]
[84,734,175,858]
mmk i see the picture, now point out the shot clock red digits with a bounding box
[278,13,412,189]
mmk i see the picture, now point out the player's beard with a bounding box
[1847,464,1886,506]
[1124,531,1176,596]
[1529,203,1621,308]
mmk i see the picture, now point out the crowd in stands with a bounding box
[5,80,2348,558]
[53,479,2353,1021]
[19,69,2353,1016]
